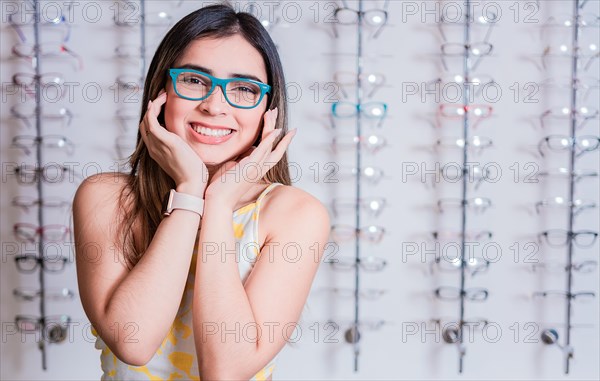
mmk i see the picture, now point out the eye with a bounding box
[179,73,209,86]
[229,80,260,94]
[237,86,257,94]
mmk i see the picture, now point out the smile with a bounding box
[189,123,235,145]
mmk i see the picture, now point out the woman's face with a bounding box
[163,34,269,168]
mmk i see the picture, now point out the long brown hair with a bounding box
[118,2,291,268]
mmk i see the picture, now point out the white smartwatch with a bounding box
[162,189,204,217]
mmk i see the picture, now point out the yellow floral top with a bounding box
[92,183,283,380]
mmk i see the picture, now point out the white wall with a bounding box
[1,0,598,380]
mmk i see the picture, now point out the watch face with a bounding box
[162,189,175,216]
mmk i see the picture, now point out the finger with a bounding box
[253,128,282,164]
[144,93,168,140]
[266,128,297,165]
[242,128,289,180]
[261,107,277,141]
[148,91,167,119]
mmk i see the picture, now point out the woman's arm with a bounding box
[74,173,202,366]
[193,186,330,379]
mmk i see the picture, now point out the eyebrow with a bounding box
[175,64,267,84]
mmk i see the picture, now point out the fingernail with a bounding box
[290,128,298,136]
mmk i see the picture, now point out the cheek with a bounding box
[241,109,266,137]
[163,99,188,133]
[241,115,263,144]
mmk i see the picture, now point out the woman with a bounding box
[72,3,330,380]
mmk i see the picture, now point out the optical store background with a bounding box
[1,0,599,380]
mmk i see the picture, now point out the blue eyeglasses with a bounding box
[331,101,388,128]
[168,68,271,109]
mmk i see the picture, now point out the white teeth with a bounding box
[191,124,233,137]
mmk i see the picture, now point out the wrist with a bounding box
[163,189,205,218]
[203,195,234,214]
[176,182,205,198]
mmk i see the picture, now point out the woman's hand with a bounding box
[204,107,296,210]
[140,89,208,197]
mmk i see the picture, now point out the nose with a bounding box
[199,84,230,115]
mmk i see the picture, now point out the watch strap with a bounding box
[163,189,204,217]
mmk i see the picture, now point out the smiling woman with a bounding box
[72,2,330,380]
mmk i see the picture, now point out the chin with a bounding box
[194,149,236,167]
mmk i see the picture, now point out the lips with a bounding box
[188,122,235,145]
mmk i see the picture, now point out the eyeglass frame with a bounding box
[437,197,493,213]
[13,287,75,302]
[11,196,71,212]
[318,287,388,300]
[8,12,71,42]
[431,229,493,241]
[330,196,387,218]
[437,12,498,44]
[13,222,71,243]
[530,260,598,274]
[330,134,388,154]
[429,256,491,277]
[168,68,271,109]
[535,197,597,216]
[437,162,493,190]
[333,70,387,99]
[434,286,489,301]
[10,104,74,128]
[435,136,494,153]
[533,290,596,301]
[14,164,81,185]
[540,107,599,130]
[541,44,599,71]
[538,229,599,248]
[428,74,497,101]
[537,135,600,158]
[539,76,599,101]
[14,254,69,273]
[440,42,494,71]
[332,165,387,184]
[537,168,598,182]
[331,6,389,39]
[325,255,388,272]
[11,134,75,156]
[330,224,386,244]
[14,314,71,343]
[12,42,83,70]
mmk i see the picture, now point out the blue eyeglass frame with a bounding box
[168,68,271,109]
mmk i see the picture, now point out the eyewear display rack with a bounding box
[9,0,78,370]
[538,0,598,374]
[18,0,48,370]
[139,0,147,82]
[434,0,493,373]
[31,0,47,369]
[326,0,390,373]
[349,0,366,372]
[113,0,148,164]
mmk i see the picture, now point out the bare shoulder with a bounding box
[74,172,130,206]
[261,184,331,239]
[72,172,133,232]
